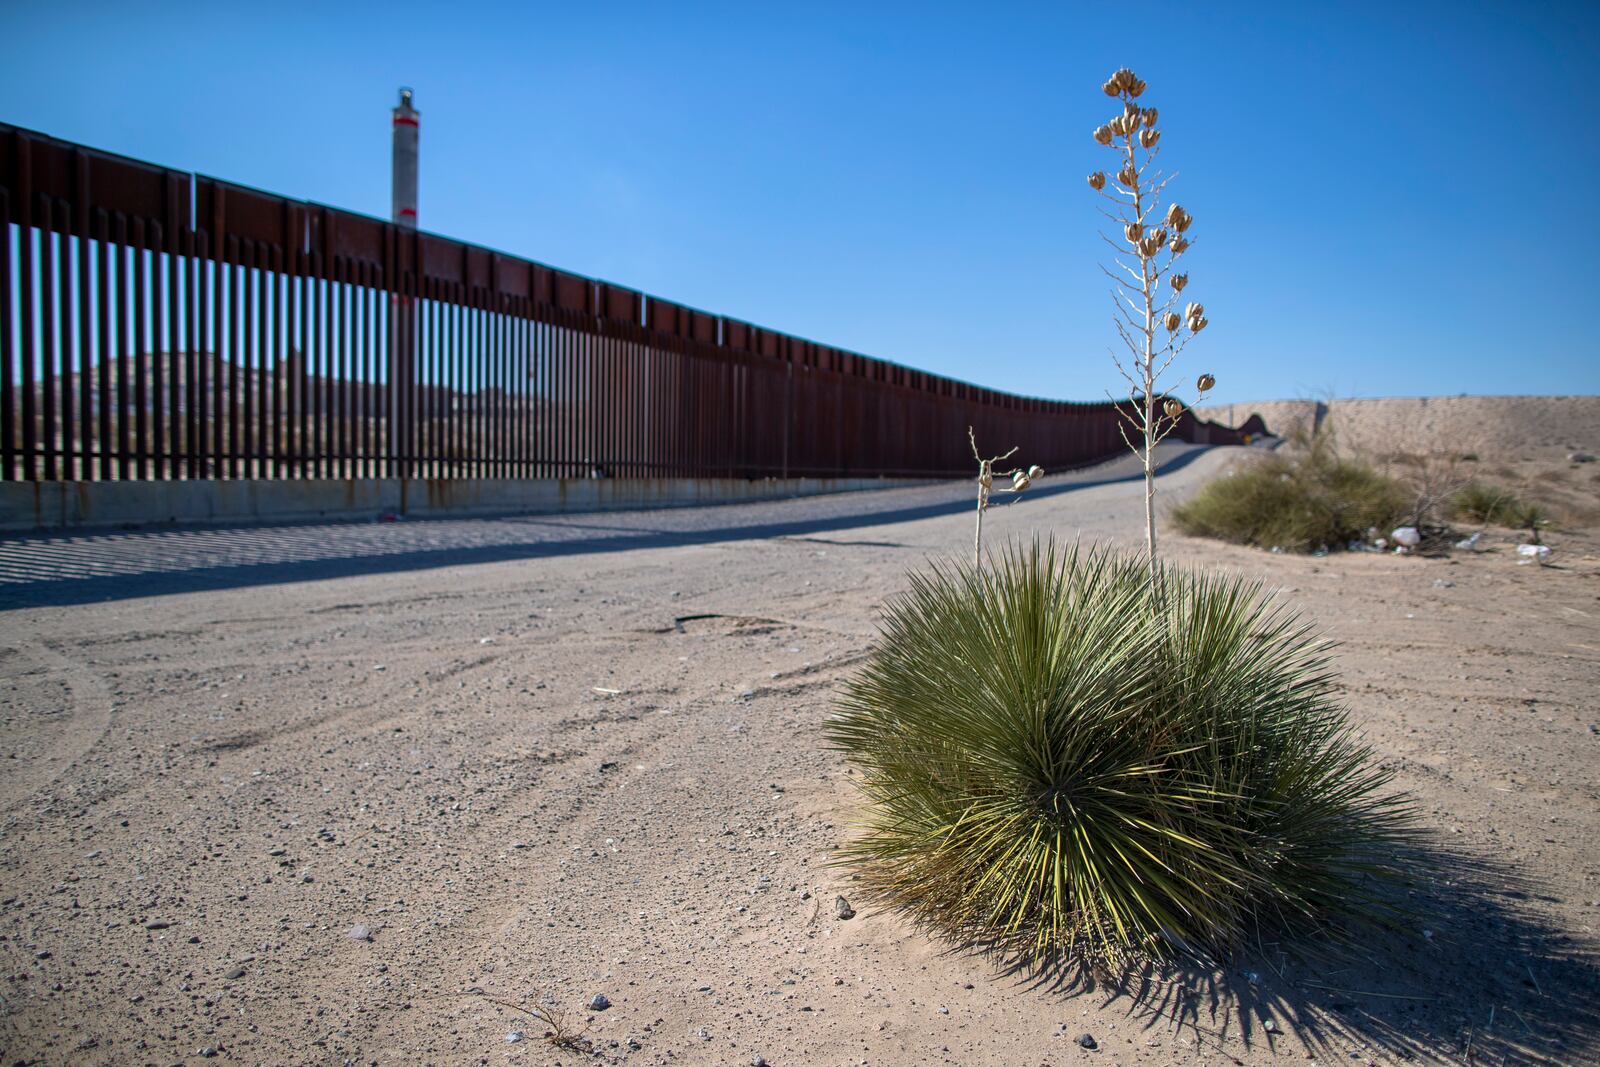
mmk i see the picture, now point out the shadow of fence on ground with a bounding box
[0,448,1215,609]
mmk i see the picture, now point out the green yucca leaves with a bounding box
[827,540,1416,970]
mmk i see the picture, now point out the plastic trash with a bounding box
[1454,531,1483,551]
[1516,543,1551,564]
[1391,526,1421,547]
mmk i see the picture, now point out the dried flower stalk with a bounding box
[968,427,1041,566]
[1089,68,1216,583]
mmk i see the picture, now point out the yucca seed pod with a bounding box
[1170,235,1190,254]
[1163,311,1182,331]
[1102,79,1119,96]
[1165,203,1184,226]
[1088,171,1106,190]
[1197,373,1216,392]
[1171,273,1188,291]
[1129,78,1147,97]
[1117,165,1138,187]
[1175,211,1193,233]
[1143,107,1158,127]
[1011,470,1032,492]
[1124,101,1140,117]
[979,470,993,490]
[1028,465,1044,481]
[1094,125,1113,146]
[1140,128,1160,148]
[1164,397,1183,418]
[1191,316,1209,333]
[1140,236,1164,257]
[1185,302,1205,323]
[1124,222,1144,243]
[1113,68,1137,92]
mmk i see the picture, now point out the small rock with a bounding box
[836,896,855,920]
[752,1055,768,1067]
[143,920,170,930]
[199,1047,218,1058]
[590,993,611,1011]
[347,924,372,942]
[1263,1018,1279,1033]
[33,950,50,960]
[224,966,246,980]
[1077,1033,1098,1049]
[1432,579,1454,588]
[1568,451,1595,463]
[505,1031,524,1044]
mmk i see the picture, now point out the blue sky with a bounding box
[3,1,1597,406]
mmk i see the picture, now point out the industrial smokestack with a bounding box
[392,87,419,228]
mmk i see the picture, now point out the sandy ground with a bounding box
[1,444,1597,1067]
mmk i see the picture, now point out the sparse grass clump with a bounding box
[828,542,1413,971]
[1171,444,1406,552]
[1451,482,1547,529]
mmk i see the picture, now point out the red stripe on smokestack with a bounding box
[392,87,419,230]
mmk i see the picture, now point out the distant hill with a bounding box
[1198,396,1599,459]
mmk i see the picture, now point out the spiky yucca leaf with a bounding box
[827,540,1415,969]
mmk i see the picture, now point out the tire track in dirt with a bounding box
[0,638,115,812]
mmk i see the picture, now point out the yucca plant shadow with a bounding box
[828,539,1599,1064]
[958,840,1600,1064]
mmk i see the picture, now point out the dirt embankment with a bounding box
[1204,395,1600,525]
[1201,395,1599,459]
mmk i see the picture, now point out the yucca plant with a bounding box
[828,541,1415,971]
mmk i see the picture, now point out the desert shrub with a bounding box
[1171,444,1406,552]
[1451,482,1547,529]
[1452,482,1519,525]
[828,542,1413,970]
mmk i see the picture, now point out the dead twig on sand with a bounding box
[458,990,594,1052]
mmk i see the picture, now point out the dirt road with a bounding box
[2,444,1596,1066]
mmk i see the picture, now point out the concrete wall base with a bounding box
[0,476,940,533]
